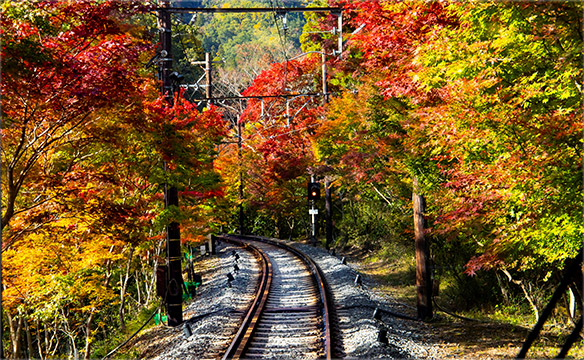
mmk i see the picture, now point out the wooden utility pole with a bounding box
[159,0,183,327]
[413,176,432,321]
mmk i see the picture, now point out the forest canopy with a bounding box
[1,0,582,358]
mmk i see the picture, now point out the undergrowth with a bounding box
[92,301,161,359]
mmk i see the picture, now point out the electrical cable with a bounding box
[337,304,418,321]
[432,297,484,322]
[101,302,162,360]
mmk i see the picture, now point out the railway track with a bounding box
[218,235,334,360]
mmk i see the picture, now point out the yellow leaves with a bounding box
[2,207,127,316]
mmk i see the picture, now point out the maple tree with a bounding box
[412,1,583,277]
[1,1,155,357]
[216,55,325,237]
[310,0,581,317]
[322,0,582,267]
[1,0,151,232]
[2,0,581,355]
[2,1,226,358]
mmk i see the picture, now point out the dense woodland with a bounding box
[1,0,582,358]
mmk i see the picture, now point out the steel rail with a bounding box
[220,236,273,360]
[222,234,333,360]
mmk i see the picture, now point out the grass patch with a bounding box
[356,241,417,306]
[345,241,584,359]
[92,301,160,359]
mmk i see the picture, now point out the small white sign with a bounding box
[309,209,319,215]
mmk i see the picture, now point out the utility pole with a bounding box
[325,177,332,250]
[205,52,212,105]
[321,51,333,249]
[238,120,244,235]
[159,0,183,327]
[322,50,328,104]
[413,177,432,321]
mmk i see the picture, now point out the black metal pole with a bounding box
[238,121,244,235]
[325,178,332,250]
[205,52,212,106]
[556,315,583,359]
[517,248,583,359]
[310,176,317,246]
[159,0,183,327]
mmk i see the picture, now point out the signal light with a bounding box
[308,182,320,201]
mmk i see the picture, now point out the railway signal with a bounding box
[308,182,320,201]
[308,179,320,245]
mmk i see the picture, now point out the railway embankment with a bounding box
[124,238,582,359]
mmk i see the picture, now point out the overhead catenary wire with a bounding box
[172,16,209,104]
[150,4,342,159]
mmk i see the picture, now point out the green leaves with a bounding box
[307,0,583,278]
[408,1,583,274]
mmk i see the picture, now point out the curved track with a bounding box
[219,235,333,360]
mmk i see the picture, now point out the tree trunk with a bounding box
[1,180,18,231]
[25,315,34,359]
[7,311,23,359]
[496,272,510,306]
[413,176,433,321]
[83,309,95,360]
[502,269,539,321]
[145,262,155,306]
[44,322,59,358]
[36,320,44,360]
[136,270,142,305]
[287,217,295,241]
[119,246,135,332]
[567,283,582,325]
[146,242,164,306]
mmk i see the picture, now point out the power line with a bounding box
[156,7,341,14]
[174,92,333,101]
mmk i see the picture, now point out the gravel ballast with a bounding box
[129,240,258,359]
[129,238,446,359]
[291,242,443,359]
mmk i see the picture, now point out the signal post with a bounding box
[308,177,320,245]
